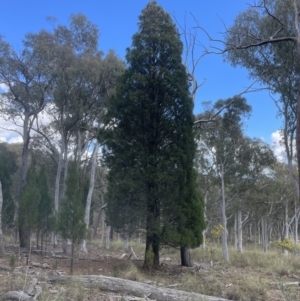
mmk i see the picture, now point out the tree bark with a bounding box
[237,210,243,253]
[2,291,32,300]
[180,247,193,267]
[262,217,268,253]
[62,239,67,254]
[62,139,69,254]
[47,274,230,301]
[220,164,229,262]
[297,86,300,200]
[234,213,237,250]
[52,132,65,246]
[19,114,30,249]
[82,143,99,253]
[202,192,208,249]
[284,201,289,256]
[105,226,111,250]
[0,182,5,257]
[123,233,129,250]
[295,202,299,244]
[71,242,74,275]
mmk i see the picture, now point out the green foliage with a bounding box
[0,143,17,228]
[9,254,15,271]
[18,154,54,247]
[275,237,300,252]
[19,158,41,242]
[57,161,86,245]
[37,165,54,240]
[99,1,205,266]
[211,224,224,240]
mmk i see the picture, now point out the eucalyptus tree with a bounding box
[28,15,125,248]
[229,137,275,252]
[199,0,300,198]
[100,1,205,268]
[36,165,53,249]
[198,96,251,261]
[57,160,86,274]
[0,143,18,229]
[0,31,57,246]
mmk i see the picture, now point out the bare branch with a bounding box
[195,80,268,125]
[0,125,23,138]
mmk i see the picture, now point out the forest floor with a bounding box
[0,239,300,301]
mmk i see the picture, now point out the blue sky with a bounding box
[0,0,282,145]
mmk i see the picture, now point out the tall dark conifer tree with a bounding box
[99,1,204,268]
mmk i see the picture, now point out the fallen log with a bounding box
[128,247,138,260]
[47,274,229,301]
[27,278,38,295]
[0,264,11,272]
[30,262,50,269]
[2,291,32,300]
[282,281,300,287]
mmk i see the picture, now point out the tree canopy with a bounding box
[99,1,205,268]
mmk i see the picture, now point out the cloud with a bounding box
[271,130,285,162]
[0,117,22,144]
[8,136,23,144]
[0,83,8,93]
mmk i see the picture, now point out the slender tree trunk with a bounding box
[248,223,252,241]
[296,83,300,200]
[105,226,111,250]
[101,209,106,244]
[144,220,160,270]
[62,239,67,254]
[62,139,69,254]
[0,182,5,257]
[202,192,207,249]
[295,201,299,244]
[19,114,30,248]
[234,214,237,250]
[123,232,129,250]
[284,201,289,256]
[93,210,101,239]
[82,143,99,253]
[237,210,243,253]
[262,217,268,253]
[220,165,229,262]
[258,220,261,244]
[71,242,74,275]
[52,132,65,246]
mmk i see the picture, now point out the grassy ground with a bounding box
[110,243,300,300]
[0,240,300,300]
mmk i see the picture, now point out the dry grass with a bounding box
[1,241,300,301]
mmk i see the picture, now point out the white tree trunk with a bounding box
[0,182,5,257]
[220,164,229,262]
[262,217,268,253]
[62,140,69,254]
[202,192,208,249]
[248,223,252,241]
[101,209,106,244]
[52,134,65,246]
[284,201,289,256]
[82,143,99,253]
[234,214,237,250]
[106,226,111,250]
[258,220,261,245]
[295,202,299,244]
[123,233,129,250]
[237,210,243,253]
